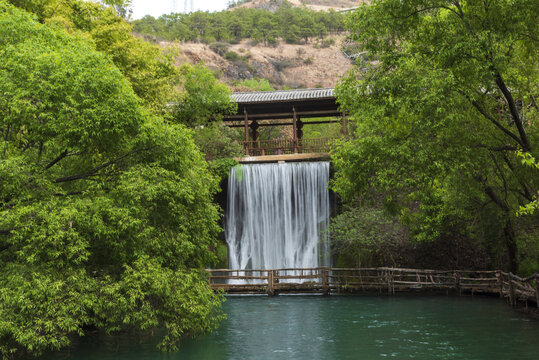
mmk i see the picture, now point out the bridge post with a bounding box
[454,271,461,295]
[496,271,503,298]
[509,272,516,306]
[297,118,303,154]
[267,270,275,297]
[292,106,298,153]
[244,108,249,156]
[321,268,329,296]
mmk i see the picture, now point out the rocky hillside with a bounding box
[167,35,353,90]
[144,1,364,90]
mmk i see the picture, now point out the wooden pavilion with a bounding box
[223,88,346,159]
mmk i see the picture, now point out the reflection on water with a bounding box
[40,296,539,360]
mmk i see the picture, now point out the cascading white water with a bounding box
[226,162,330,272]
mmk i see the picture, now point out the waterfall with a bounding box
[226,162,330,271]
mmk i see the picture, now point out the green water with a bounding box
[41,296,539,360]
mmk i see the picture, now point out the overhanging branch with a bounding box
[470,100,525,148]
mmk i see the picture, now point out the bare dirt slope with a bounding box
[168,36,353,89]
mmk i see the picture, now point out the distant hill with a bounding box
[166,35,353,89]
[133,0,363,90]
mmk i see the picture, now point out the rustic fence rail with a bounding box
[207,268,539,307]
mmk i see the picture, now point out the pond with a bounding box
[40,295,539,360]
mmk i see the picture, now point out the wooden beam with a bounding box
[226,120,340,128]
[292,106,298,154]
[244,108,249,156]
[223,110,343,121]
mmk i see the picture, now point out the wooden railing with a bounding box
[207,268,539,307]
[244,138,334,156]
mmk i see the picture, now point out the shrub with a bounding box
[224,50,241,61]
[321,37,335,48]
[303,57,313,65]
[272,59,296,71]
[209,42,230,56]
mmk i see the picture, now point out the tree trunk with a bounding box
[503,219,518,274]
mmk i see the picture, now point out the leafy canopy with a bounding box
[334,0,538,273]
[0,2,224,358]
[8,0,177,113]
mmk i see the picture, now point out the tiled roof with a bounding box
[231,88,335,103]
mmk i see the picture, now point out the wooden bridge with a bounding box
[207,268,539,307]
[223,88,346,162]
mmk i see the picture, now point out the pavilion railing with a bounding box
[244,137,334,156]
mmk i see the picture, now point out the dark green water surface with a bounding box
[41,296,539,360]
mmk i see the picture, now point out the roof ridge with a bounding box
[232,87,334,95]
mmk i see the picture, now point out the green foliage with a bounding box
[234,164,244,182]
[330,206,406,267]
[7,0,178,113]
[209,41,230,56]
[224,50,241,61]
[516,151,539,216]
[132,3,346,45]
[193,122,243,162]
[235,78,275,91]
[172,64,237,126]
[334,0,538,273]
[0,2,224,357]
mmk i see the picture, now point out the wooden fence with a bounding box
[244,138,333,157]
[207,268,539,307]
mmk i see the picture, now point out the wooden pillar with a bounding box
[252,121,259,142]
[342,111,348,137]
[386,271,393,296]
[497,271,503,298]
[297,118,303,154]
[292,106,298,153]
[251,120,259,155]
[244,108,249,156]
[454,271,461,295]
[509,272,516,306]
[267,270,275,297]
[322,268,329,296]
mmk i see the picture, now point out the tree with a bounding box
[0,2,223,357]
[8,0,178,113]
[101,0,133,20]
[172,64,236,126]
[334,0,538,273]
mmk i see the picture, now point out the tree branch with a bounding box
[502,153,534,201]
[54,147,149,183]
[470,100,525,148]
[475,144,518,152]
[489,151,508,202]
[493,71,532,151]
[44,149,69,170]
[476,174,509,212]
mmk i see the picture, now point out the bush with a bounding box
[320,37,335,48]
[303,57,313,65]
[209,42,230,56]
[224,50,241,61]
[235,78,275,91]
[272,59,296,71]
